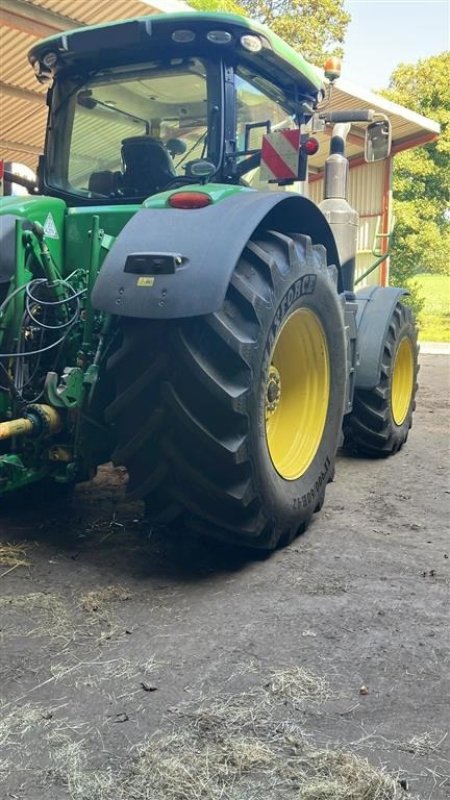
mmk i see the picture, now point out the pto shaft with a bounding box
[0,404,62,442]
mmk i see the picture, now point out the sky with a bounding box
[342,0,449,90]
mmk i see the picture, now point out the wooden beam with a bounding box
[0,0,81,38]
[0,138,42,156]
[0,80,45,105]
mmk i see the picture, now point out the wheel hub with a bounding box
[264,308,330,481]
[266,366,281,416]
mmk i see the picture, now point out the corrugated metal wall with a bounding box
[0,0,160,170]
[308,161,389,287]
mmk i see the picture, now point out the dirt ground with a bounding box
[1,353,449,800]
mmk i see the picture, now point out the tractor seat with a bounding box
[120,136,177,197]
[88,170,120,196]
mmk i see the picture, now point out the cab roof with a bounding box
[28,12,324,98]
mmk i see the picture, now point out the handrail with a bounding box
[355,214,395,285]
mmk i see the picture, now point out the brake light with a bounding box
[168,192,212,209]
[303,137,319,156]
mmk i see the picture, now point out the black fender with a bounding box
[355,285,408,390]
[91,191,341,319]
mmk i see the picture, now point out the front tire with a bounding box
[344,301,419,456]
[107,232,347,549]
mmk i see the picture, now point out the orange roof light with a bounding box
[324,56,342,82]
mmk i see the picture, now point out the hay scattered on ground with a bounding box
[44,714,402,800]
[0,583,133,647]
[0,703,54,778]
[0,591,72,641]
[0,704,49,749]
[352,730,449,758]
[50,739,117,800]
[126,731,276,800]
[291,748,402,800]
[0,542,29,570]
[405,731,448,757]
[50,655,134,685]
[0,667,415,800]
[79,585,131,613]
[269,666,331,706]
[76,584,133,645]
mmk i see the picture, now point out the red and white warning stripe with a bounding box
[0,160,4,196]
[260,129,300,182]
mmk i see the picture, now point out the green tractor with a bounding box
[0,12,418,548]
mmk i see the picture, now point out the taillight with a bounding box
[168,191,212,209]
[303,137,320,156]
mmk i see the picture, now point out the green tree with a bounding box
[189,0,350,64]
[383,52,450,295]
[189,0,245,14]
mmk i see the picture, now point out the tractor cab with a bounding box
[29,13,326,205]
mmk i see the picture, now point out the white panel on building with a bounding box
[308,161,391,287]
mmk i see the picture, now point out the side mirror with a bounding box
[364,119,392,163]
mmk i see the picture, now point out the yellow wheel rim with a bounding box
[265,308,330,480]
[391,336,414,426]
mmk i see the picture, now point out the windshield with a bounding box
[47,58,220,201]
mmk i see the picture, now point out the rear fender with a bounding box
[355,286,408,390]
[91,190,341,319]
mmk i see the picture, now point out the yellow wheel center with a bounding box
[391,336,414,426]
[265,308,330,481]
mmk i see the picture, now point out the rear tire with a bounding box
[106,232,347,549]
[344,301,419,456]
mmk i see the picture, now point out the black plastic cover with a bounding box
[0,215,20,284]
[91,191,341,319]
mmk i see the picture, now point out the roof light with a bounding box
[206,30,232,44]
[42,51,58,68]
[32,60,52,84]
[303,137,319,156]
[172,29,196,43]
[323,56,341,82]
[168,192,212,209]
[240,34,262,53]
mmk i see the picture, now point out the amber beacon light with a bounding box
[323,56,342,82]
